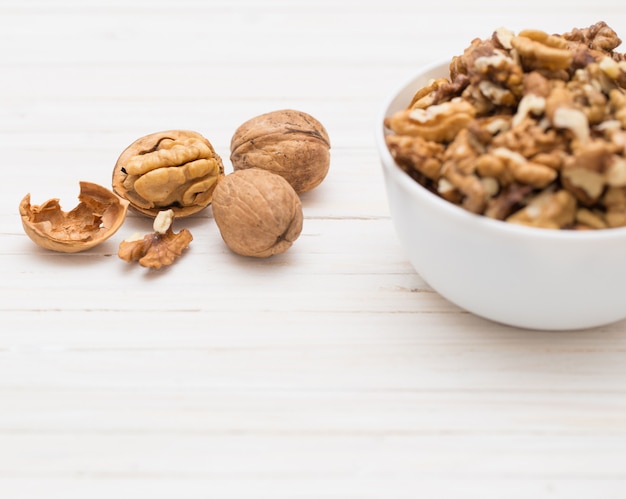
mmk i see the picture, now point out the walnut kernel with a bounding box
[118,209,192,269]
[511,30,573,71]
[112,130,224,218]
[385,98,476,143]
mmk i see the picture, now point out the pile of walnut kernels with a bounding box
[385,21,626,230]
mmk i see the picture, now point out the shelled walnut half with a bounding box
[113,130,224,218]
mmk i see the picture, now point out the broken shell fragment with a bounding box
[19,181,129,253]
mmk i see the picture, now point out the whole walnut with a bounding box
[230,109,331,194]
[211,168,303,258]
[112,130,224,218]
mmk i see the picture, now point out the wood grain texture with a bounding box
[1,1,626,497]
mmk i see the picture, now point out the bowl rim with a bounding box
[376,58,626,242]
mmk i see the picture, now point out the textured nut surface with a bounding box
[385,134,445,182]
[385,98,476,143]
[113,130,224,217]
[511,30,573,71]
[19,181,129,253]
[212,168,303,258]
[230,109,331,194]
[118,209,192,269]
[506,189,577,229]
[604,186,626,227]
[384,21,626,230]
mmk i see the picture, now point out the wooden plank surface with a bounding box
[1,1,626,497]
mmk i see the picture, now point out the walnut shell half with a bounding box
[230,109,331,194]
[19,181,129,253]
[112,130,224,217]
[211,168,303,258]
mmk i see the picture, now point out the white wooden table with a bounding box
[2,1,626,497]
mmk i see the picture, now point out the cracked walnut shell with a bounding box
[19,181,129,253]
[230,109,331,194]
[112,130,224,218]
[212,168,303,258]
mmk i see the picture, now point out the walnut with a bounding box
[439,129,486,213]
[522,71,552,98]
[450,42,524,115]
[385,98,476,143]
[488,147,558,188]
[230,109,330,194]
[544,83,591,143]
[609,89,626,128]
[478,80,518,107]
[384,22,626,230]
[469,50,524,109]
[118,209,192,269]
[19,181,129,253]
[506,189,577,229]
[450,37,495,78]
[531,150,567,170]
[385,134,444,181]
[473,50,520,88]
[561,139,626,205]
[493,27,515,50]
[485,183,533,220]
[596,57,626,92]
[407,77,452,109]
[603,186,626,227]
[575,207,608,229]
[112,130,224,218]
[563,21,622,53]
[512,93,546,127]
[568,69,609,124]
[470,115,512,141]
[511,30,573,71]
[476,152,514,186]
[495,113,560,154]
[211,168,303,258]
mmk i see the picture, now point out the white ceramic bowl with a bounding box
[377,60,626,330]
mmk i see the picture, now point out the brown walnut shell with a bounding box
[19,181,129,253]
[112,130,224,217]
[211,168,303,258]
[230,109,331,194]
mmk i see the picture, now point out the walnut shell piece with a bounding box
[230,109,331,194]
[19,181,129,253]
[112,130,224,218]
[211,168,303,258]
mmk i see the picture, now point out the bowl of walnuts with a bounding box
[377,22,626,330]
